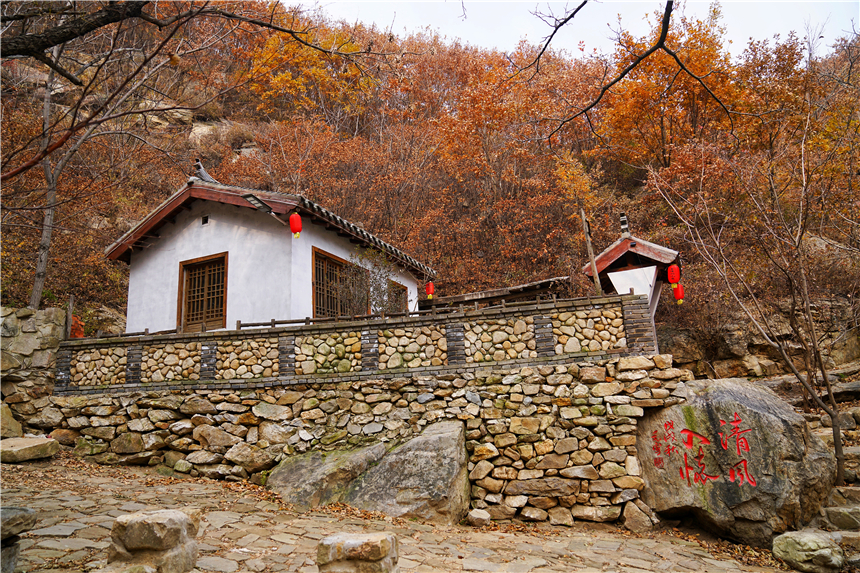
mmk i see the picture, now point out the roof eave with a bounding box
[105,179,436,278]
[582,235,678,277]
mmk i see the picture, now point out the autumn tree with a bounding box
[1,0,395,310]
[651,31,860,484]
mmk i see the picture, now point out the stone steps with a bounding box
[811,428,860,482]
[818,486,860,533]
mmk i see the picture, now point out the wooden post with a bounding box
[236,320,241,330]
[64,294,74,340]
[581,207,602,295]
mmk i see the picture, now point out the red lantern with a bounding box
[289,212,302,238]
[425,281,435,300]
[673,284,685,305]
[667,264,681,288]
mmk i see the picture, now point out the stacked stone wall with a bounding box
[9,352,691,526]
[142,343,202,383]
[1,307,65,412]
[464,318,535,363]
[294,331,360,375]
[551,305,626,354]
[70,347,127,386]
[217,338,278,379]
[378,325,447,369]
[46,294,655,396]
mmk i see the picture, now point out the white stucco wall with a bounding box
[125,200,419,332]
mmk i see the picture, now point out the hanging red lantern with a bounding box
[667,264,681,288]
[289,212,302,238]
[673,284,685,305]
[425,281,435,300]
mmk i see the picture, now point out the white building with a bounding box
[106,178,435,333]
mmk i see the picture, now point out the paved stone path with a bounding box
[1,458,784,573]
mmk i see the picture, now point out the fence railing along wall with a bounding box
[56,294,656,395]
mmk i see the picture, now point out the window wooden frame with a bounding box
[387,280,408,314]
[177,252,228,332]
[313,247,373,318]
[313,247,347,318]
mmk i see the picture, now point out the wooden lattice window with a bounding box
[314,249,346,318]
[178,253,227,332]
[387,281,408,313]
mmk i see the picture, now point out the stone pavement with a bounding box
[0,457,785,573]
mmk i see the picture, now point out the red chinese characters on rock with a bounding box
[679,429,720,486]
[720,413,757,486]
[651,412,758,488]
[652,421,678,469]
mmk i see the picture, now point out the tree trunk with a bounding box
[28,173,56,310]
[28,45,60,310]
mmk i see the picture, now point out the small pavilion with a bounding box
[582,214,680,323]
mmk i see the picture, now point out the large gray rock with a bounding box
[344,421,469,524]
[107,509,198,573]
[0,437,59,463]
[638,378,835,547]
[268,421,470,524]
[267,443,388,510]
[317,532,398,573]
[1,404,22,438]
[0,507,36,540]
[223,442,277,473]
[772,530,843,573]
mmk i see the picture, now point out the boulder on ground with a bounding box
[1,404,22,438]
[637,378,835,547]
[0,507,36,540]
[267,443,387,510]
[107,509,198,573]
[0,437,58,463]
[466,509,491,527]
[772,530,843,573]
[268,421,470,524]
[344,421,469,524]
[317,532,398,573]
[622,501,653,533]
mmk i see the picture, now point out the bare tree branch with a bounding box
[1,1,149,58]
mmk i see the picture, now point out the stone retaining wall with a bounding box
[12,353,690,526]
[464,318,535,363]
[1,307,65,409]
[378,325,447,369]
[295,331,358,375]
[44,294,656,395]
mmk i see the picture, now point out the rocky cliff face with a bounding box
[658,299,859,379]
[1,307,65,433]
